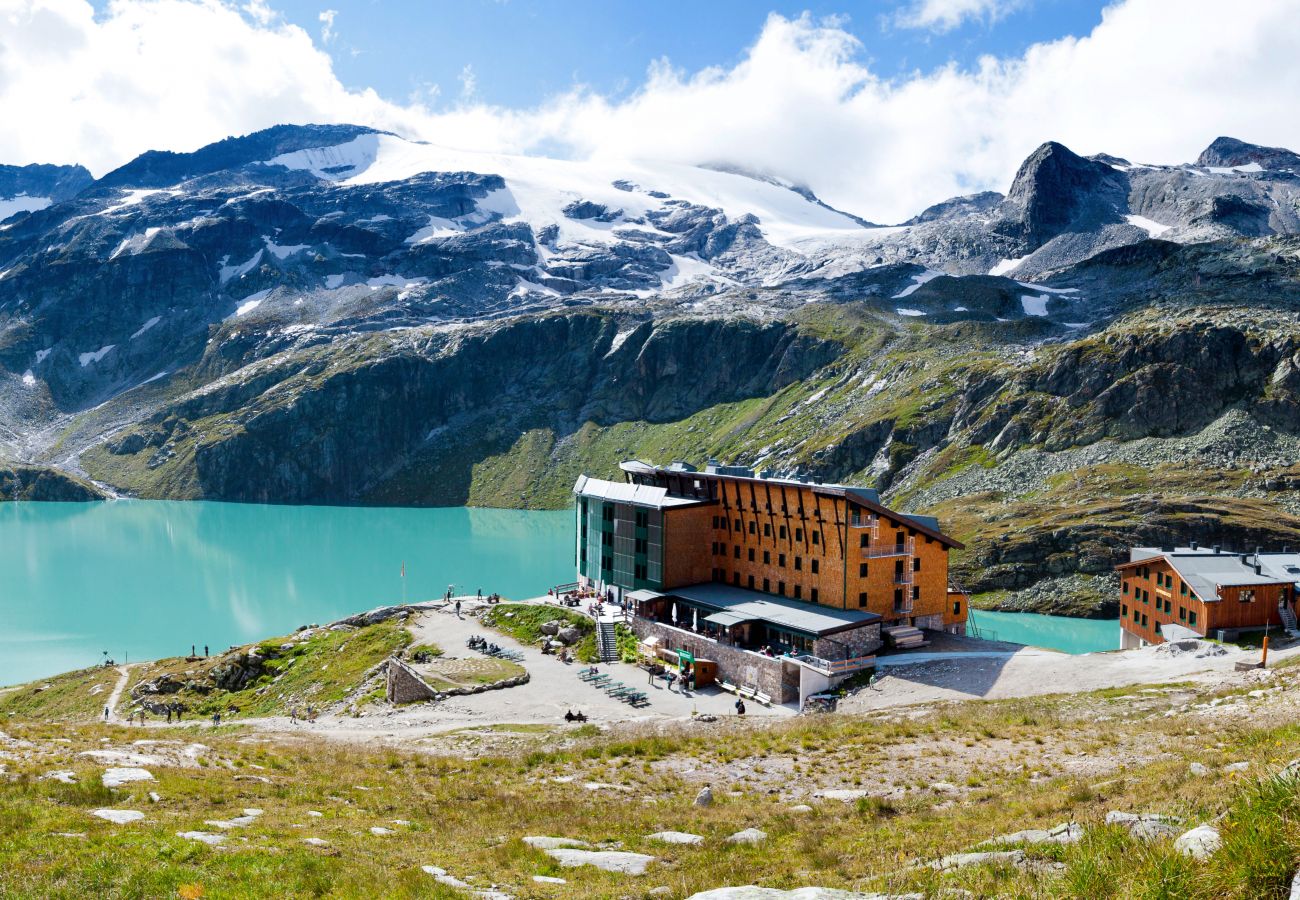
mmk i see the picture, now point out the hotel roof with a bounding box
[572,475,709,510]
[1121,546,1297,601]
[655,581,881,637]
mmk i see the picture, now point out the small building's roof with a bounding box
[573,475,710,509]
[1120,547,1290,600]
[702,610,756,628]
[662,581,881,637]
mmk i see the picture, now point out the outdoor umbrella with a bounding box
[693,608,698,630]
[671,602,677,624]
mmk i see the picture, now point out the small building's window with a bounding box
[1121,603,1128,617]
[734,545,741,559]
[860,533,869,548]
[764,523,772,537]
[749,521,756,534]
[795,527,803,541]
[778,553,786,567]
[953,600,962,616]
[858,591,867,607]
[811,559,819,574]
[912,586,920,600]
[1241,590,1256,603]
[748,548,755,562]
[812,531,820,546]
[1142,614,1148,627]
[763,550,771,564]
[1178,606,1186,621]
[747,575,755,589]
[779,525,787,539]
[734,518,741,530]
[795,556,802,571]
[1122,581,1130,594]
[810,588,819,603]
[859,563,868,577]
[1180,582,1188,595]
[913,557,921,572]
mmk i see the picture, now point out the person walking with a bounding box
[166,707,172,724]
[455,598,462,620]
[104,705,110,721]
[204,645,209,657]
[734,698,746,716]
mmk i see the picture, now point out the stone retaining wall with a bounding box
[631,619,799,704]
[385,657,530,705]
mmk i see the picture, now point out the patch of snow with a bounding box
[139,371,168,386]
[0,194,51,221]
[263,236,310,259]
[989,256,1029,277]
[509,277,561,299]
[101,189,178,215]
[1207,162,1264,174]
[79,345,115,367]
[895,307,927,317]
[219,249,263,284]
[366,274,426,290]
[130,316,161,339]
[1020,294,1051,317]
[660,253,715,289]
[21,370,35,386]
[324,273,348,289]
[109,227,162,260]
[1125,214,1172,237]
[953,305,969,311]
[605,327,638,357]
[1013,281,1079,295]
[892,270,942,299]
[233,289,272,317]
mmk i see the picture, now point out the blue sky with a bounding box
[131,0,1110,111]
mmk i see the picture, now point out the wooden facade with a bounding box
[633,466,965,631]
[1116,554,1294,645]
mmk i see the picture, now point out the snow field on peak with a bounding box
[268,133,869,250]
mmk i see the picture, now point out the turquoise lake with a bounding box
[0,501,575,685]
[0,500,1118,685]
[968,608,1118,654]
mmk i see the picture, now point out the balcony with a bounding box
[865,537,915,559]
[893,571,914,585]
[849,513,879,530]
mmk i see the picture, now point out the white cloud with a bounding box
[317,7,336,44]
[2,1,1300,225]
[458,63,477,100]
[894,0,1026,32]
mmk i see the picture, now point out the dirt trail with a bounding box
[104,665,133,723]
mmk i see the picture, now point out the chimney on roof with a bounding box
[1213,544,1221,554]
[1190,541,1198,551]
[1256,564,1263,575]
[1241,553,1250,565]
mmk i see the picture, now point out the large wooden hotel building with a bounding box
[573,460,965,704]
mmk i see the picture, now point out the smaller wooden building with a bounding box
[1116,545,1300,647]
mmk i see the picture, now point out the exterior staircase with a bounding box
[1280,603,1300,638]
[596,618,619,662]
[883,624,929,651]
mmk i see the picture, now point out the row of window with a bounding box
[711,568,822,603]
[1122,602,1198,628]
[711,543,823,573]
[1124,579,1198,603]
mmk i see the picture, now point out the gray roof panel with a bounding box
[663,582,881,636]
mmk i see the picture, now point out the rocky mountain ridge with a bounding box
[3,125,1300,613]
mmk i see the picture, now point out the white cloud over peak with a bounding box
[894,0,1026,32]
[318,8,336,44]
[2,1,1300,225]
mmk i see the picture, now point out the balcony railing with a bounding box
[893,571,914,585]
[849,513,879,530]
[864,537,915,558]
[793,653,876,675]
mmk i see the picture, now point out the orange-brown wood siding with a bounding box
[660,504,716,590]
[1118,557,1291,643]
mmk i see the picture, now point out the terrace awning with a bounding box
[703,611,756,628]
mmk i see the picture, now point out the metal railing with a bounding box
[848,513,879,530]
[863,537,915,558]
[793,653,876,675]
[893,571,914,585]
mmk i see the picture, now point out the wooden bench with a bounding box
[754,691,773,707]
[738,684,758,700]
[718,680,738,694]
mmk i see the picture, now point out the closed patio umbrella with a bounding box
[671,602,678,624]
[693,607,698,630]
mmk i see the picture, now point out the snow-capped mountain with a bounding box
[1,124,1298,512]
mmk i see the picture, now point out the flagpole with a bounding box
[401,561,407,605]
